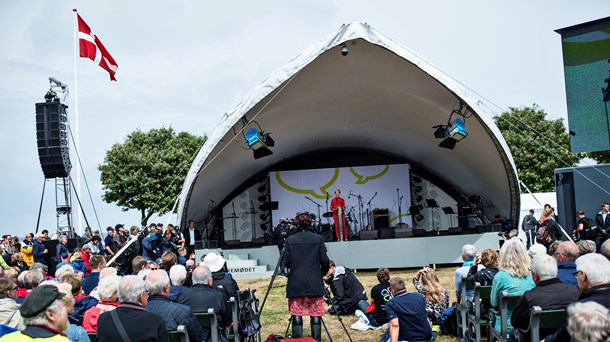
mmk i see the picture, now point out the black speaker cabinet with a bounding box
[359,230,377,240]
[412,229,427,237]
[378,227,394,239]
[373,208,390,228]
[225,240,241,249]
[35,100,71,178]
[394,228,413,238]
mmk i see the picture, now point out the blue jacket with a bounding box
[72,259,87,275]
[81,272,100,295]
[147,295,204,342]
[556,261,577,286]
[32,240,47,264]
[55,243,70,263]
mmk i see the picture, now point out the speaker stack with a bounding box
[35,100,71,178]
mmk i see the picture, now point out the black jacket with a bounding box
[466,265,498,287]
[177,283,230,330]
[147,295,204,342]
[212,271,239,300]
[183,227,202,248]
[283,229,330,298]
[325,267,367,313]
[545,283,610,342]
[511,278,580,342]
[97,302,168,342]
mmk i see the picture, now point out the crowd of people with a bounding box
[0,220,239,342]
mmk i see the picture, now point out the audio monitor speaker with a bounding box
[36,100,71,178]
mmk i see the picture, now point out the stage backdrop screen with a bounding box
[269,163,412,232]
[556,17,610,153]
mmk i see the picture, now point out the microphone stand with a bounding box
[325,192,331,225]
[246,200,258,240]
[396,188,405,228]
[305,196,323,227]
[366,192,377,229]
[223,202,239,241]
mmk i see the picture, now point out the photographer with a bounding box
[283,212,330,342]
[323,260,368,316]
[274,218,292,276]
[142,225,162,262]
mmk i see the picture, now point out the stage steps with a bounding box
[225,252,274,280]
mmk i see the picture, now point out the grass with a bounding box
[238,265,460,342]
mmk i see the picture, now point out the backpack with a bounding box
[238,298,261,338]
[536,221,553,246]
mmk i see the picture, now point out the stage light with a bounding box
[433,102,470,149]
[260,213,269,221]
[260,223,268,230]
[414,195,423,203]
[242,120,274,159]
[414,185,423,193]
[411,175,422,184]
[341,43,349,56]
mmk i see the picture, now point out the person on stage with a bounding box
[283,212,330,342]
[330,189,348,241]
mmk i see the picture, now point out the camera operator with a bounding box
[274,218,292,276]
[283,212,330,342]
[142,225,162,262]
[323,260,368,316]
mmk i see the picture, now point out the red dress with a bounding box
[330,197,348,241]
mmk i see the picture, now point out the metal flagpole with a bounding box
[73,9,82,235]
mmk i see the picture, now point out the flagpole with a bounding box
[73,9,82,236]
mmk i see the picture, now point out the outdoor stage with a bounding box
[196,232,501,279]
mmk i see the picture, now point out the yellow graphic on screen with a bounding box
[274,169,340,200]
[349,165,390,184]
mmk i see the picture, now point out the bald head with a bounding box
[557,242,579,262]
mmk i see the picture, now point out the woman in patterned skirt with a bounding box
[283,212,330,341]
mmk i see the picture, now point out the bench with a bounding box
[195,308,220,342]
[466,282,492,342]
[488,291,521,342]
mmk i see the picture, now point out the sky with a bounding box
[1,1,608,239]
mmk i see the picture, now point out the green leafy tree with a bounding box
[494,105,581,192]
[586,150,610,164]
[99,127,206,226]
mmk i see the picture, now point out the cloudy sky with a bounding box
[1,1,607,238]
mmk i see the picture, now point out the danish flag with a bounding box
[77,14,118,81]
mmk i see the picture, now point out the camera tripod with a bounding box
[259,245,353,342]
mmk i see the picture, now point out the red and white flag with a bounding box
[77,14,118,81]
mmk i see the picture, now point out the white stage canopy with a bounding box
[178,22,520,233]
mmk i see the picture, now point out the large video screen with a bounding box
[557,17,610,153]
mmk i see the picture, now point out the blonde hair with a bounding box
[420,269,445,305]
[72,251,82,260]
[498,239,531,278]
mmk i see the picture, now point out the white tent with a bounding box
[178,22,520,231]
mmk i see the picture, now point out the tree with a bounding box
[494,105,581,192]
[586,150,610,164]
[99,127,206,226]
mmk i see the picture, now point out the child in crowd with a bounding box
[72,251,87,275]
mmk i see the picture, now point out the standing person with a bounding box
[55,236,70,264]
[103,227,115,258]
[20,234,34,268]
[594,202,610,251]
[330,189,347,241]
[283,212,330,342]
[182,220,201,256]
[521,209,537,248]
[573,210,596,242]
[536,208,561,249]
[32,233,48,266]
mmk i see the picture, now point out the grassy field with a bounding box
[238,265,460,342]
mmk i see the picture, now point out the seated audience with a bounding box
[323,260,368,315]
[368,267,392,328]
[490,239,535,332]
[527,244,547,258]
[601,239,610,260]
[177,247,188,266]
[81,255,105,295]
[412,267,449,328]
[203,252,239,300]
[509,254,579,342]
[161,251,177,273]
[544,253,610,342]
[466,248,499,286]
[454,244,481,301]
[0,278,23,329]
[177,266,229,340]
[577,240,597,256]
[50,282,89,342]
[146,270,203,342]
[0,286,69,341]
[16,270,43,304]
[169,265,187,302]
[131,256,148,275]
[70,252,86,276]
[54,264,74,281]
[59,273,98,325]
[555,241,579,286]
[82,275,121,332]
[383,277,432,342]
[567,301,610,342]
[97,275,167,341]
